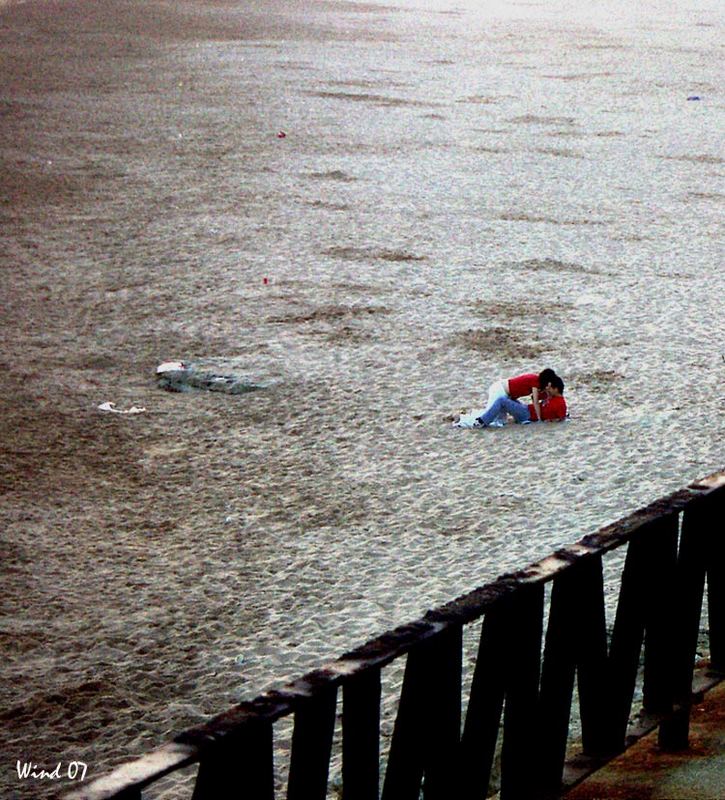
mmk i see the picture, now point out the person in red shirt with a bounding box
[473,375,567,428]
[464,368,556,427]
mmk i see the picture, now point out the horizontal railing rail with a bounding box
[67,470,725,800]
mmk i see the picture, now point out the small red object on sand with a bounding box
[277,131,287,138]
[263,277,269,285]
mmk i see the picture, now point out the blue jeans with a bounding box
[477,396,531,426]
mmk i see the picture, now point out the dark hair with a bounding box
[538,368,558,389]
[550,375,565,394]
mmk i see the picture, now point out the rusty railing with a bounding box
[68,470,724,800]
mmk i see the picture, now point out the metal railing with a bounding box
[68,470,724,800]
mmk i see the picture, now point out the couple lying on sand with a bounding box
[454,368,567,429]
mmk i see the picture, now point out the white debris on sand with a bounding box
[97,402,147,414]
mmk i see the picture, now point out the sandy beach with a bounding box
[1,0,723,797]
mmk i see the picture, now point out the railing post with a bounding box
[381,625,462,800]
[342,667,381,800]
[603,531,649,753]
[641,514,680,715]
[459,585,544,799]
[287,687,338,800]
[706,490,725,672]
[573,556,610,758]
[499,585,544,800]
[115,790,142,800]
[459,600,508,798]
[658,500,710,750]
[423,625,462,799]
[192,720,274,800]
[539,555,609,791]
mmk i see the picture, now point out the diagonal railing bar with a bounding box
[66,471,725,800]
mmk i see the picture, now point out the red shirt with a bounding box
[529,394,567,421]
[507,373,540,399]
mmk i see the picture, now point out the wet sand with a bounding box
[1,0,723,797]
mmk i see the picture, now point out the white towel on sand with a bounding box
[453,413,480,429]
[98,402,146,414]
[156,361,187,374]
[453,412,506,429]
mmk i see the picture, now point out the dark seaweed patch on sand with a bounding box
[307,91,435,108]
[304,170,357,182]
[546,130,623,139]
[325,325,374,345]
[269,304,389,325]
[457,95,498,105]
[470,299,572,320]
[453,327,545,359]
[659,154,723,166]
[472,146,511,155]
[305,200,350,211]
[322,2,408,12]
[498,213,605,226]
[544,131,584,138]
[509,114,577,126]
[325,79,411,89]
[535,147,584,159]
[330,281,389,295]
[509,257,590,273]
[324,246,426,263]
[576,43,631,51]
[541,72,615,80]
[571,369,623,390]
[652,270,696,280]
[686,191,723,201]
[273,61,314,71]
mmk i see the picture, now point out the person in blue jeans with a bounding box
[473,375,567,427]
